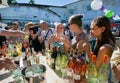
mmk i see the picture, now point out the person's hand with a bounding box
[76,39,86,53]
[60,36,66,43]
[20,32,27,40]
[113,63,120,81]
[60,36,70,50]
[38,36,43,43]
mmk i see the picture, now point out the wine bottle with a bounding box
[2,42,7,57]
[67,53,74,70]
[98,55,109,83]
[51,46,57,70]
[87,54,98,83]
[72,49,82,83]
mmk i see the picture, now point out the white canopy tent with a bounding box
[0,0,9,8]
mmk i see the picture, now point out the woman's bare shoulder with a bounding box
[99,44,113,57]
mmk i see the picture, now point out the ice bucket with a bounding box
[21,64,46,83]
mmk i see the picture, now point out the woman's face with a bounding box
[12,23,19,30]
[29,30,34,35]
[56,24,64,34]
[68,23,75,32]
[90,22,104,38]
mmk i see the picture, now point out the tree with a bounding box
[29,0,35,4]
[8,0,17,4]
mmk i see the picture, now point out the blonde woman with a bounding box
[47,23,69,55]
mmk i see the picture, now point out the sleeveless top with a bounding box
[50,35,64,54]
[94,41,115,56]
[50,35,64,47]
[71,32,87,49]
[29,35,44,53]
[51,41,63,47]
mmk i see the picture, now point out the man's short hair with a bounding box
[12,22,19,25]
[39,20,47,24]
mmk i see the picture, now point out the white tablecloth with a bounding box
[0,56,66,83]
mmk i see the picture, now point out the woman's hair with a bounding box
[68,14,83,27]
[54,23,64,30]
[29,25,38,34]
[92,16,116,55]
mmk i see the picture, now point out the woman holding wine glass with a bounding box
[47,23,70,55]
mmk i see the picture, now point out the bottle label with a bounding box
[73,73,81,80]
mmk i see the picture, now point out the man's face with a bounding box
[12,23,19,30]
[40,22,47,30]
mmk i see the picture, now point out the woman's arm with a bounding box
[96,45,113,70]
[76,38,91,56]
[47,35,54,49]
[61,35,70,50]
[38,36,43,42]
[0,29,26,37]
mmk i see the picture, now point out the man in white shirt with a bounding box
[7,22,23,43]
[39,20,55,47]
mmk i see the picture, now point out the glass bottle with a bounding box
[81,59,87,81]
[13,46,19,64]
[73,58,82,83]
[56,46,61,67]
[51,46,57,70]
[86,52,94,80]
[87,54,98,83]
[31,48,37,64]
[67,52,74,70]
[45,47,51,65]
[98,55,109,83]
[2,41,7,57]
[72,49,82,83]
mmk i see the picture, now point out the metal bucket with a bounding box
[21,64,46,83]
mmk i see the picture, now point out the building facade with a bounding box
[0,0,120,28]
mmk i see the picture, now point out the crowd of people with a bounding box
[0,14,120,83]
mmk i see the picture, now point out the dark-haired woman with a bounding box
[90,16,115,70]
[90,16,116,82]
[68,14,90,55]
[66,14,90,83]
[29,25,45,53]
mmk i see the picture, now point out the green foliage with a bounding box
[29,0,35,4]
[8,0,17,4]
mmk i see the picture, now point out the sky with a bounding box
[16,0,78,6]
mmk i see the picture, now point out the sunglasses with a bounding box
[68,23,74,26]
